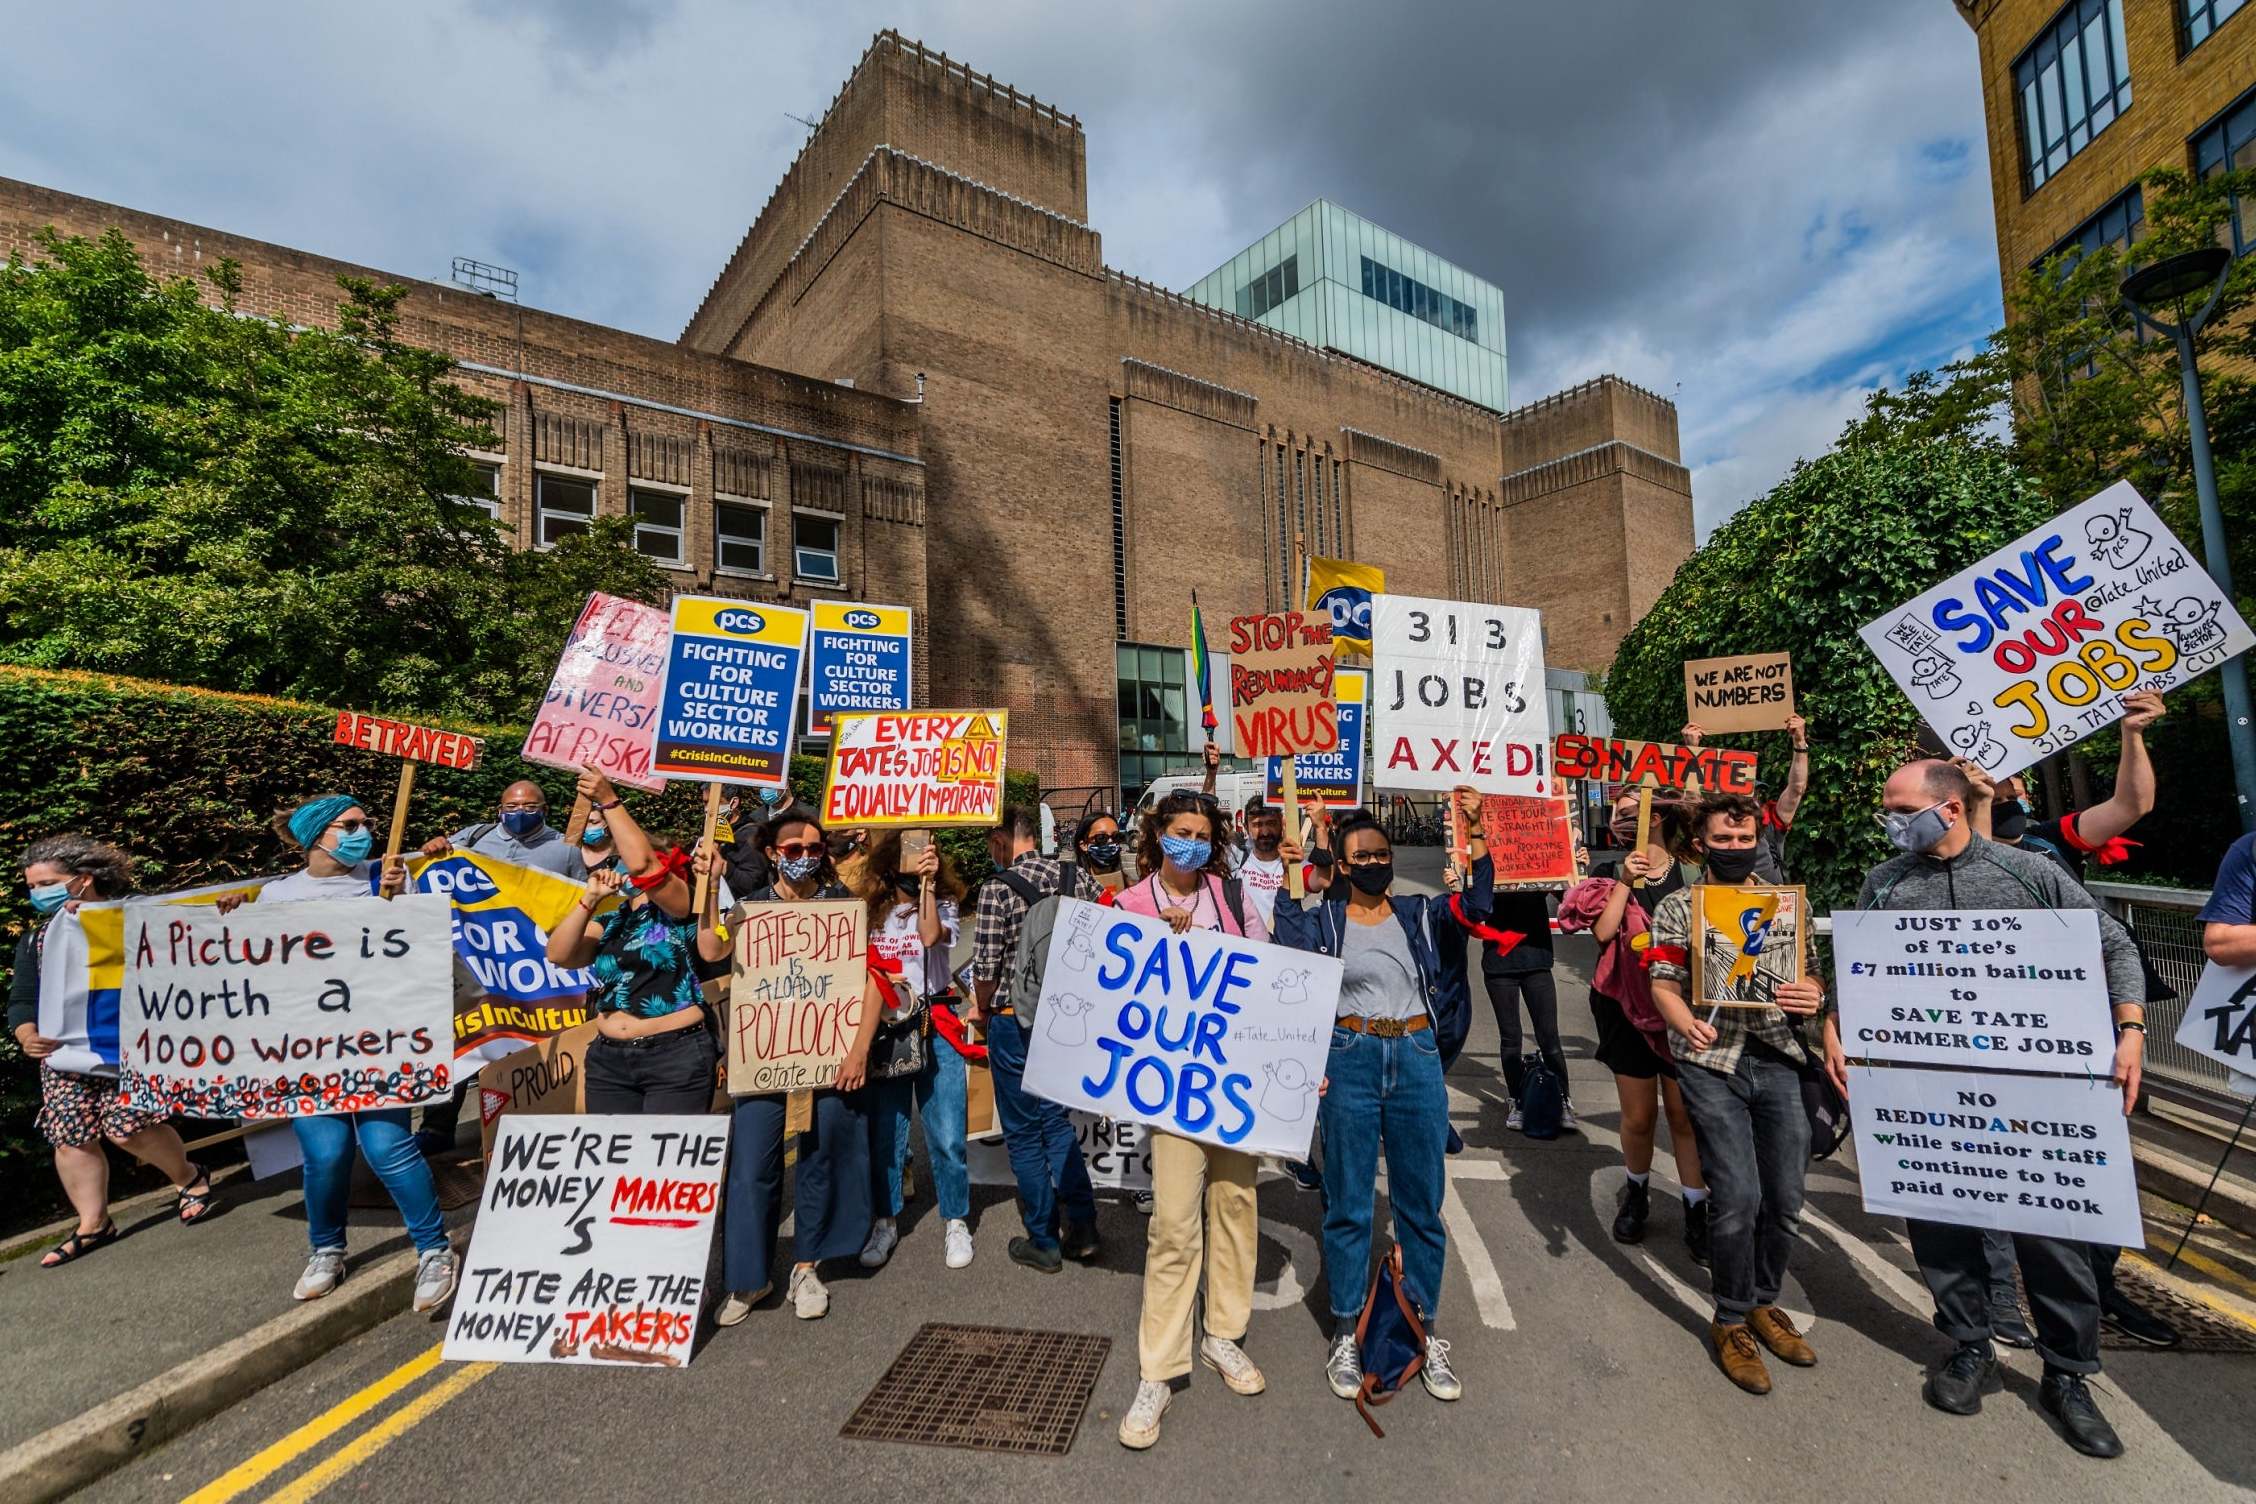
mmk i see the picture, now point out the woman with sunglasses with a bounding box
[1067,810,1127,894]
[697,809,882,1324]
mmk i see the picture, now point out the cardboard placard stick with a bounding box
[562,792,593,845]
[1628,788,1654,890]
[1280,759,1306,899]
[690,782,723,920]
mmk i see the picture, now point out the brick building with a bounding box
[0,29,1694,806]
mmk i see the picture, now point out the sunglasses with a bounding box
[772,842,824,860]
[329,819,373,834]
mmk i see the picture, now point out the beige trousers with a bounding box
[1138,1129,1261,1381]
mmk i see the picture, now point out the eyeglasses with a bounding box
[772,842,824,860]
[328,819,373,834]
[1341,851,1392,867]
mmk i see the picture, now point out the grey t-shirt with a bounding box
[1338,915,1419,1022]
[449,822,587,881]
[259,863,375,901]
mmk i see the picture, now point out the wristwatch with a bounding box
[2116,1020,2147,1036]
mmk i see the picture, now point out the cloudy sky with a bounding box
[2,1,2002,535]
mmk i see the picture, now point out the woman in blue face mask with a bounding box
[12,836,216,1266]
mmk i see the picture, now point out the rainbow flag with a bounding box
[1190,591,1218,733]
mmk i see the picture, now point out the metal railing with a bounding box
[2088,880,2221,1096]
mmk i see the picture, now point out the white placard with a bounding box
[117,895,455,1118]
[1019,900,1338,1159]
[1846,1065,2142,1247]
[1831,910,2115,1070]
[967,1111,1153,1191]
[1369,595,1552,795]
[1859,480,2254,780]
[2172,961,2256,1077]
[446,1115,728,1368]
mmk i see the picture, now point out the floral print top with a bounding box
[590,898,704,1020]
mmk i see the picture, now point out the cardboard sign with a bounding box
[445,1115,729,1368]
[1683,652,1796,733]
[1020,899,1339,1159]
[116,895,455,1118]
[521,591,670,792]
[968,1111,1153,1191]
[2173,961,2256,1076]
[726,899,870,1094]
[1551,732,1757,796]
[821,710,1008,827]
[1860,480,2255,779]
[1846,1065,2142,1247]
[477,1022,596,1159]
[1227,611,1338,758]
[1833,910,2116,1070]
[1265,668,1367,809]
[1483,794,1579,889]
[805,600,914,739]
[649,596,810,787]
[1369,595,1551,794]
[400,850,609,1066]
[332,711,481,770]
[1686,885,1805,1008]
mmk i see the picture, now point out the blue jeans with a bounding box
[724,1090,873,1294]
[1319,1024,1448,1325]
[1673,1051,1809,1324]
[870,1040,971,1222]
[985,1013,1095,1252]
[293,1108,447,1256]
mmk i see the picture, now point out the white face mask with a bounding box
[1883,802,1954,854]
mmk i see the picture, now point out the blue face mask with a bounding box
[580,824,609,847]
[1159,835,1212,872]
[331,829,374,864]
[756,787,788,808]
[28,882,71,915]
[500,809,545,838]
[779,854,825,884]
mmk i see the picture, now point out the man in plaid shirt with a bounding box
[1646,792,1827,1397]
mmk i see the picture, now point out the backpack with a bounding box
[1516,1056,1565,1140]
[995,866,1075,1027]
[1351,1244,1429,1438]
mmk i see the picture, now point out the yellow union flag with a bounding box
[1702,885,1781,984]
[1305,557,1385,653]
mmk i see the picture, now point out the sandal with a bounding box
[177,1166,217,1225]
[41,1221,120,1268]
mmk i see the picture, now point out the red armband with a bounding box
[1643,943,1689,971]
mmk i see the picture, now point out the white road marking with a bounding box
[1440,1179,1517,1330]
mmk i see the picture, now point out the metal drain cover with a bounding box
[842,1323,1112,1455]
[2105,1260,2256,1354]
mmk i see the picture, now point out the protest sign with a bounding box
[336,711,483,862]
[477,1022,596,1159]
[1683,652,1795,734]
[726,899,871,1094]
[1482,794,1578,889]
[445,1115,728,1368]
[649,596,810,788]
[1859,480,2254,779]
[1265,669,1367,809]
[1227,611,1338,759]
[1550,732,1757,796]
[521,591,670,792]
[1306,557,1385,655]
[820,710,1008,827]
[1686,885,1805,1008]
[117,895,455,1118]
[1845,1065,2141,1247]
[804,600,913,739]
[968,1111,1153,1191]
[2173,960,2256,1077]
[400,850,607,1066]
[1834,910,2116,1070]
[1369,595,1550,794]
[1019,899,1339,1159]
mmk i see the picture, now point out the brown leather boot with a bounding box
[1710,1321,1772,1395]
[1750,1306,1815,1367]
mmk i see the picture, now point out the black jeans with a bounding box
[583,1027,719,1114]
[1674,1051,1809,1323]
[1482,962,1564,1100]
[1982,1230,2123,1310]
[1945,1224,2103,1373]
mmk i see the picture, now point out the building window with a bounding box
[454,460,501,520]
[1116,642,1190,811]
[2184,0,2246,51]
[628,487,684,566]
[536,473,596,548]
[2036,183,2145,271]
[794,512,841,583]
[715,502,767,576]
[2014,0,2131,194]
[2194,88,2256,257]
[1359,256,1478,341]
[1236,255,1300,319]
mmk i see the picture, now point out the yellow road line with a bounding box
[256,1361,498,1504]
[181,1345,445,1504]
[2123,1250,2256,1336]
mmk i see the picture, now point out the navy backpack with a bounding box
[1352,1244,1429,1438]
[1517,1057,1565,1141]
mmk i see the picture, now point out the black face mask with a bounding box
[1083,841,1122,873]
[1345,862,1393,897]
[1704,846,1763,883]
[896,873,922,899]
[1994,804,2030,843]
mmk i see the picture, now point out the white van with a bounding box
[1127,769,1270,838]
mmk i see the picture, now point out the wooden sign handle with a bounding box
[691,782,723,920]
[562,792,593,844]
[1628,787,1653,890]
[1281,759,1306,899]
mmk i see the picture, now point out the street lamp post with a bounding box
[2122,246,2256,834]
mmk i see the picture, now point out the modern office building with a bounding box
[1183,201,1511,410]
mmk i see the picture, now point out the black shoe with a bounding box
[1061,1222,1101,1261]
[1683,1198,1711,1269]
[1611,1179,1650,1244]
[2040,1370,2125,1459]
[1008,1237,1062,1274]
[1445,1124,1465,1156]
[1990,1304,2037,1349]
[1286,1160,1323,1192]
[2101,1290,2182,1349]
[1922,1342,1999,1416]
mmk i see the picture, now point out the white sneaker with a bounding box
[1561,1098,1579,1131]
[1199,1335,1266,1395]
[789,1265,830,1319]
[1325,1332,1363,1399]
[293,1248,346,1302]
[1117,1378,1171,1449]
[858,1217,900,1268]
[716,1284,769,1326]
[943,1218,975,1270]
[1132,1190,1155,1216]
[411,1247,458,1313]
[1421,1336,1462,1401]
[1504,1099,1524,1131]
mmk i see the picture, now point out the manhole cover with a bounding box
[841,1323,1111,1455]
[2007,1259,2256,1354]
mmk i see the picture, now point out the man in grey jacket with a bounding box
[1826,757,2146,1462]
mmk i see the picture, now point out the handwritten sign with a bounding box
[726,899,870,1093]
[821,710,1008,827]
[805,600,914,739]
[332,712,481,770]
[1369,596,1550,794]
[1845,1065,2141,1246]
[445,1116,729,1368]
[1859,480,2254,779]
[1833,910,2115,1069]
[649,596,809,787]
[116,895,455,1118]
[1265,669,1366,809]
[521,592,670,791]
[1551,732,1757,796]
[1228,612,1338,759]
[476,1022,595,1159]
[1019,899,1339,1159]
[2173,961,2256,1077]
[1683,652,1795,733]
[1483,794,1578,889]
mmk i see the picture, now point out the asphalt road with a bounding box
[77,856,2256,1504]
